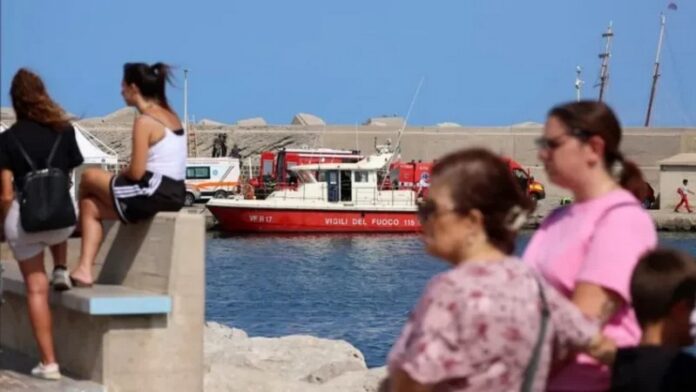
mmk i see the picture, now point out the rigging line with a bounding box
[664,31,695,124]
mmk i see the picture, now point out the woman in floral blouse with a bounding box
[387,148,615,392]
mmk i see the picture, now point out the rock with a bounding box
[204,323,376,392]
[321,366,388,392]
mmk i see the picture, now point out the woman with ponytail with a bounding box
[523,101,658,391]
[69,62,186,286]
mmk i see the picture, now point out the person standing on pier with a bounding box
[674,179,693,213]
[0,68,85,380]
[524,101,658,391]
[69,62,186,287]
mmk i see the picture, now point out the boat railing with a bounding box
[269,184,417,207]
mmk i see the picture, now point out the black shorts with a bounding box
[110,171,185,224]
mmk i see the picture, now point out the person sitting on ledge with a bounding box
[69,62,186,287]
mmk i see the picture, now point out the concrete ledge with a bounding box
[0,211,205,392]
[1,264,171,315]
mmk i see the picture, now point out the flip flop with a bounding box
[69,276,94,288]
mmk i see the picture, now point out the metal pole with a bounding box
[645,14,666,127]
[598,22,614,102]
[575,66,584,102]
[184,69,189,132]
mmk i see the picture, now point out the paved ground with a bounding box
[0,347,103,392]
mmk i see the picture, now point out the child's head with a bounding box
[684,179,689,186]
[631,249,696,346]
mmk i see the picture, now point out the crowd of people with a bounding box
[1,66,695,390]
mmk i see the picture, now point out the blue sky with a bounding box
[1,0,694,126]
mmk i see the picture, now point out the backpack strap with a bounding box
[45,133,63,168]
[8,132,37,171]
[520,276,550,392]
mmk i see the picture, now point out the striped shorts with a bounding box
[110,171,185,223]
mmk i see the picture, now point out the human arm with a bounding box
[573,206,657,325]
[389,369,432,392]
[0,169,14,220]
[571,282,624,326]
[123,116,151,181]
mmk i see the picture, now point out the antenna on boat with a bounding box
[597,21,614,102]
[644,13,668,127]
[378,77,425,190]
[575,66,584,101]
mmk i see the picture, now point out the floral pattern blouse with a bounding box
[387,258,599,391]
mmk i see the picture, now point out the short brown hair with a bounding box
[431,148,534,255]
[630,249,696,327]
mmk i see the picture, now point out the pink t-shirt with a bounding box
[388,258,599,392]
[523,189,657,391]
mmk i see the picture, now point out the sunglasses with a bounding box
[535,128,593,151]
[417,199,454,223]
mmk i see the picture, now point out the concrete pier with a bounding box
[0,212,206,392]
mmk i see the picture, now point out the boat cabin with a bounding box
[265,152,417,206]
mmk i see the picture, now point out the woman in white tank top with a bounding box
[69,62,186,287]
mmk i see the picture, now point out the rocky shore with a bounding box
[204,322,387,392]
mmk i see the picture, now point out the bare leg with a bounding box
[71,196,117,285]
[71,168,118,285]
[49,242,67,269]
[19,252,56,365]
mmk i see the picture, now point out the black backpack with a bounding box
[10,132,77,232]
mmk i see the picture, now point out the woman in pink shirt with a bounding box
[388,148,615,392]
[524,101,658,391]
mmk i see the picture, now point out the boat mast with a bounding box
[378,77,425,190]
[575,66,584,102]
[644,13,667,127]
[597,22,614,102]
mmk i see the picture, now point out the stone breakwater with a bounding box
[204,322,387,392]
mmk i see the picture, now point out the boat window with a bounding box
[316,171,327,182]
[262,159,274,176]
[296,170,316,183]
[186,166,211,180]
[354,171,369,183]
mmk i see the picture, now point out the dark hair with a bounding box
[548,101,647,201]
[684,179,688,185]
[431,148,535,254]
[631,249,696,327]
[123,62,173,110]
[10,68,71,130]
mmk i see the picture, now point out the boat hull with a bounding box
[207,205,421,233]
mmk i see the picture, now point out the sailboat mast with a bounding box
[597,22,614,102]
[645,13,667,127]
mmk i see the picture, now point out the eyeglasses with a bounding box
[417,199,454,223]
[535,128,593,151]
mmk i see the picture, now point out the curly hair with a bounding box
[10,68,72,130]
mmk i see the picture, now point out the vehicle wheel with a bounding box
[184,192,195,207]
[213,190,228,199]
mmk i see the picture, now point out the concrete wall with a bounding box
[659,166,696,211]
[0,212,205,392]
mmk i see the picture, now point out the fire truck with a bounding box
[248,148,363,199]
[384,157,545,202]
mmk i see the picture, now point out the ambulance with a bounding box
[185,157,240,205]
